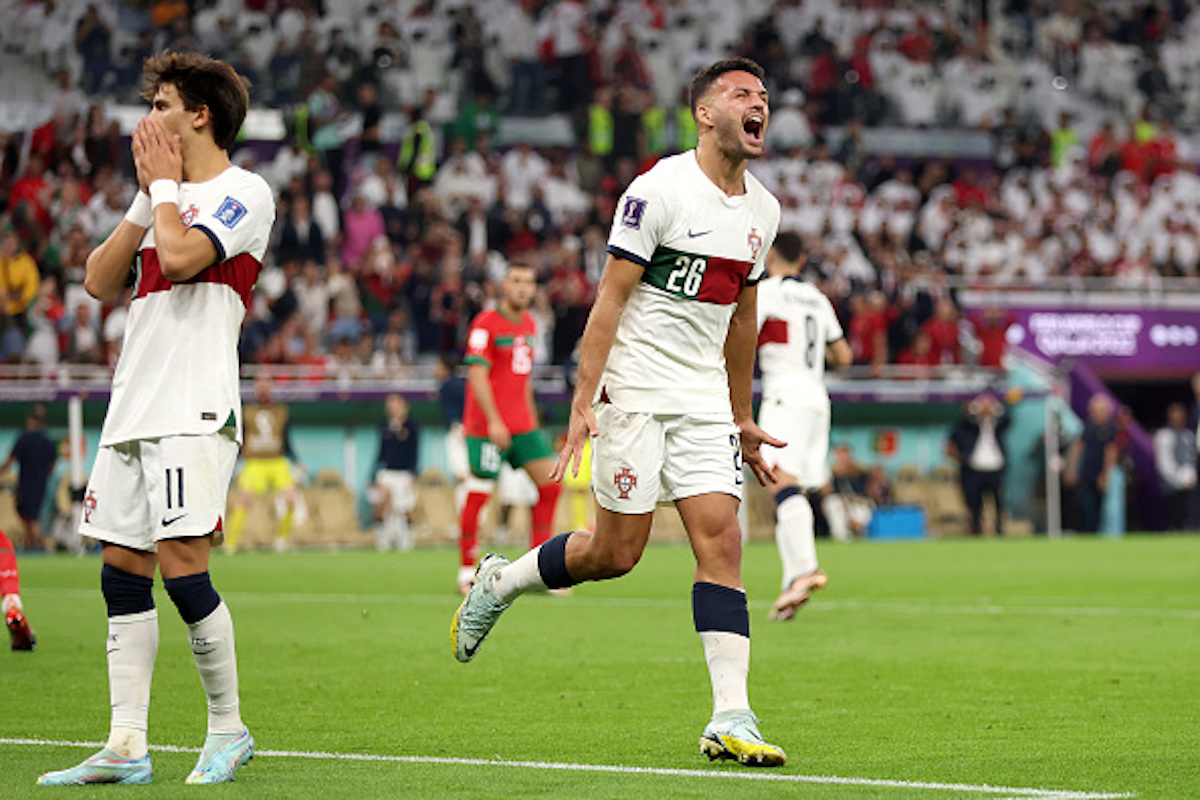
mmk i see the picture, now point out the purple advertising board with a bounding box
[1002,308,1200,379]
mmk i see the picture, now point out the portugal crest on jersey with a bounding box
[83,489,97,523]
[613,466,638,499]
[748,227,762,260]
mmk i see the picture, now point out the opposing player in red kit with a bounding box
[1,528,35,650]
[456,263,561,594]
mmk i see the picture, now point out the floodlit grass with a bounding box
[3,536,1198,798]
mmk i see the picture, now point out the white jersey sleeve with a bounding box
[608,175,671,266]
[189,169,275,263]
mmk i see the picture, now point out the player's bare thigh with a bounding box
[522,456,558,487]
[768,466,799,498]
[565,506,654,580]
[676,492,743,589]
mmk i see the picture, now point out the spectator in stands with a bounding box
[64,302,102,364]
[74,4,113,95]
[1087,119,1123,179]
[921,298,963,365]
[398,94,438,197]
[495,0,545,115]
[303,72,348,191]
[968,306,1015,368]
[946,391,1014,536]
[766,88,813,154]
[355,81,385,169]
[309,168,342,246]
[0,224,40,362]
[543,0,594,115]
[1154,401,1196,531]
[24,276,64,368]
[276,193,326,266]
[340,191,386,271]
[847,291,893,374]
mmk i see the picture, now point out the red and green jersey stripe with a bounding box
[640,246,752,305]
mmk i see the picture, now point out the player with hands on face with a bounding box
[39,51,273,787]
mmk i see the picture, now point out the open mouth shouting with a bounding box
[743,113,766,148]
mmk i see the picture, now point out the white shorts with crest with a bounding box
[80,431,239,551]
[590,402,743,515]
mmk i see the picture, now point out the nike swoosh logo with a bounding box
[162,514,187,527]
[106,648,120,655]
[687,229,711,238]
[464,639,482,659]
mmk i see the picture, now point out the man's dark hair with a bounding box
[772,230,804,264]
[140,51,250,151]
[689,57,766,117]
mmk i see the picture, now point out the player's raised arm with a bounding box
[551,254,642,482]
[726,283,785,486]
[83,208,149,302]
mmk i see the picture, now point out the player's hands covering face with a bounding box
[132,116,183,192]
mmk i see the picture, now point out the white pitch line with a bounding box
[1,737,1135,799]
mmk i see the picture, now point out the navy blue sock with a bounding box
[773,485,801,507]
[163,572,221,625]
[692,581,749,637]
[537,532,578,590]
[101,564,155,617]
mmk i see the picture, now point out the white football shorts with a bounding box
[374,469,418,514]
[590,402,743,514]
[757,396,832,490]
[80,430,239,551]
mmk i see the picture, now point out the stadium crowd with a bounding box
[2,0,1200,378]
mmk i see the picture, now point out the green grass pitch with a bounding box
[3,536,1197,798]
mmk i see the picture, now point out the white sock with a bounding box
[105,609,159,760]
[1,593,20,614]
[776,493,818,590]
[188,601,244,735]
[822,495,853,542]
[491,546,547,603]
[699,630,751,715]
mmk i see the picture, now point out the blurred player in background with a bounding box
[453,58,787,766]
[755,231,851,621]
[225,373,307,553]
[455,263,560,594]
[39,51,271,786]
[370,393,420,551]
[1,404,59,551]
[1,528,35,650]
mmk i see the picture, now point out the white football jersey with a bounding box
[756,275,844,409]
[100,166,274,447]
[603,151,779,415]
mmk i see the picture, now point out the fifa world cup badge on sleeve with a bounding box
[215,196,248,229]
[621,197,647,229]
